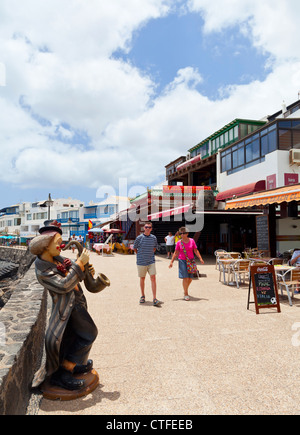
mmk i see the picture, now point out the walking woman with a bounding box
[169,227,204,300]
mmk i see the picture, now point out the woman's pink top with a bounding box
[175,239,197,260]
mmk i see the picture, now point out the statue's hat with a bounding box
[38,220,62,236]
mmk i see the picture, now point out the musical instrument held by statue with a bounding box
[63,241,110,293]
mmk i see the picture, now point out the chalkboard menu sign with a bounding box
[256,215,270,252]
[248,265,281,314]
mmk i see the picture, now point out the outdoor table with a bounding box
[273,264,294,282]
[273,264,294,273]
[249,257,277,264]
[93,243,111,254]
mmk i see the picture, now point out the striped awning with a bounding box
[226,184,300,209]
[148,204,191,220]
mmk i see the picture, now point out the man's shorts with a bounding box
[166,245,175,253]
[137,263,156,278]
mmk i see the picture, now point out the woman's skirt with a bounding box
[178,259,194,279]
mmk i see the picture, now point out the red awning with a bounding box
[148,204,191,220]
[176,155,201,171]
[216,180,266,201]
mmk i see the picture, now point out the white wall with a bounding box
[277,217,300,253]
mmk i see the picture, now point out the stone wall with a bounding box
[0,252,47,415]
[0,247,35,278]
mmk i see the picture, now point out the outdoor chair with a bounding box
[250,260,267,266]
[228,252,241,259]
[215,251,232,269]
[277,267,300,306]
[251,250,263,258]
[269,258,284,265]
[218,256,235,284]
[121,243,129,254]
[115,243,123,253]
[214,249,228,270]
[230,260,250,289]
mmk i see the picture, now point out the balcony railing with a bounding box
[56,218,80,224]
[84,213,111,219]
[84,213,98,219]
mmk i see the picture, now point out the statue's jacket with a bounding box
[32,255,85,387]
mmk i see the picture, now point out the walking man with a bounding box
[165,231,175,259]
[134,222,161,307]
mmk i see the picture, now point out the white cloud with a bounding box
[187,0,300,61]
[0,0,300,198]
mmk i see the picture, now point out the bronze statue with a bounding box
[30,221,110,394]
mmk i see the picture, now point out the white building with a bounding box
[0,195,130,243]
[216,98,300,253]
[0,197,85,242]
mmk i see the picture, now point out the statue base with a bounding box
[40,369,100,401]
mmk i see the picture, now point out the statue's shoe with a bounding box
[50,368,85,390]
[73,359,93,374]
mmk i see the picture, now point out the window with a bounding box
[69,210,79,219]
[232,146,245,168]
[293,130,300,149]
[41,213,47,220]
[234,125,239,139]
[248,124,256,134]
[240,124,247,138]
[221,149,232,172]
[229,129,233,142]
[278,129,292,150]
[278,121,292,128]
[261,134,268,156]
[291,105,300,114]
[220,120,300,174]
[268,130,277,152]
[245,136,260,163]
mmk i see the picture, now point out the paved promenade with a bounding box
[38,251,300,415]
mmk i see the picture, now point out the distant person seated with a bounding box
[290,249,300,266]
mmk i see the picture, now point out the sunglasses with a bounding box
[144,226,152,229]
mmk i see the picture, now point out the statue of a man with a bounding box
[30,221,98,391]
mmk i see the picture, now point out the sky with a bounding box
[0,0,300,209]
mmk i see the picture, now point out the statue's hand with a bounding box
[88,264,95,276]
[63,258,72,270]
[78,248,90,266]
